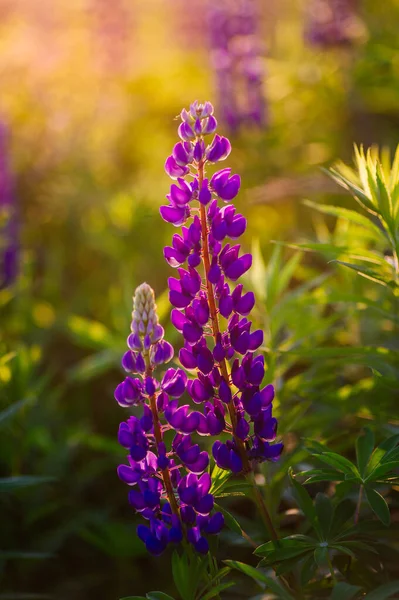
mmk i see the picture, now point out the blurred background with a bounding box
[1,0,399,598]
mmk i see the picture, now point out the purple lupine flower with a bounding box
[207,0,268,131]
[304,0,362,48]
[0,123,18,288]
[115,283,224,555]
[160,102,283,478]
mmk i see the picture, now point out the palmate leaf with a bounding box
[255,536,315,562]
[302,199,384,240]
[363,581,399,600]
[289,469,322,538]
[332,261,396,289]
[365,488,390,526]
[356,428,375,477]
[0,476,55,492]
[311,452,360,479]
[315,494,333,539]
[224,561,295,600]
[330,582,362,600]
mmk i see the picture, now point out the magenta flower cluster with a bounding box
[161,100,283,474]
[115,283,224,556]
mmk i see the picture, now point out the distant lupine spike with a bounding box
[207,0,267,131]
[160,102,283,479]
[115,282,224,555]
[304,0,362,47]
[0,122,18,288]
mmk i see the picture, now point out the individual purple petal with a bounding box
[195,493,214,515]
[219,379,232,403]
[199,178,212,205]
[165,155,190,179]
[197,346,214,375]
[205,512,224,534]
[162,368,187,397]
[236,416,250,440]
[225,254,252,281]
[160,204,189,226]
[179,347,197,369]
[234,291,255,316]
[249,329,263,350]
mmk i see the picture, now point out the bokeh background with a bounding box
[1,0,399,598]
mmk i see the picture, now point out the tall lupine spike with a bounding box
[114,282,224,556]
[0,123,18,288]
[304,0,363,48]
[207,0,267,131]
[161,102,283,541]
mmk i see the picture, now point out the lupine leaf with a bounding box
[289,469,322,538]
[330,582,362,600]
[330,499,355,537]
[0,396,34,427]
[313,452,360,478]
[315,493,333,538]
[363,581,399,599]
[214,503,243,537]
[255,537,315,561]
[365,461,399,482]
[365,488,390,526]
[314,546,329,567]
[302,199,384,239]
[171,551,190,600]
[356,428,375,477]
[224,561,295,600]
[146,593,176,600]
[300,554,318,587]
[333,261,395,288]
[0,476,55,492]
[201,582,236,600]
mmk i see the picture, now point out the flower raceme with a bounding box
[161,101,283,475]
[115,283,224,555]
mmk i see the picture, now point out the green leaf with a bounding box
[363,581,399,599]
[314,453,360,479]
[171,551,190,600]
[327,166,379,214]
[300,553,317,587]
[314,546,329,567]
[333,261,395,288]
[0,551,53,560]
[315,494,333,539]
[330,499,355,537]
[366,461,399,482]
[224,561,295,600]
[365,488,390,526]
[302,199,384,239]
[201,582,236,600]
[255,538,314,562]
[376,163,392,221]
[289,469,322,537]
[213,503,243,537]
[356,428,375,477]
[0,397,34,427]
[146,593,176,600]
[0,476,55,492]
[330,582,362,600]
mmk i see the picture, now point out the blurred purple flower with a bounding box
[0,122,18,288]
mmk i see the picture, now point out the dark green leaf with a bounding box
[314,546,329,567]
[0,397,34,427]
[365,488,390,526]
[0,476,55,492]
[315,494,333,539]
[300,554,317,587]
[255,538,314,562]
[201,582,235,600]
[363,581,399,599]
[146,593,176,600]
[330,499,355,538]
[356,428,375,477]
[224,561,295,600]
[214,503,242,537]
[330,582,362,600]
[289,469,322,537]
[314,453,360,478]
[366,461,399,483]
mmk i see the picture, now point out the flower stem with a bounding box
[197,159,279,545]
[145,357,180,516]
